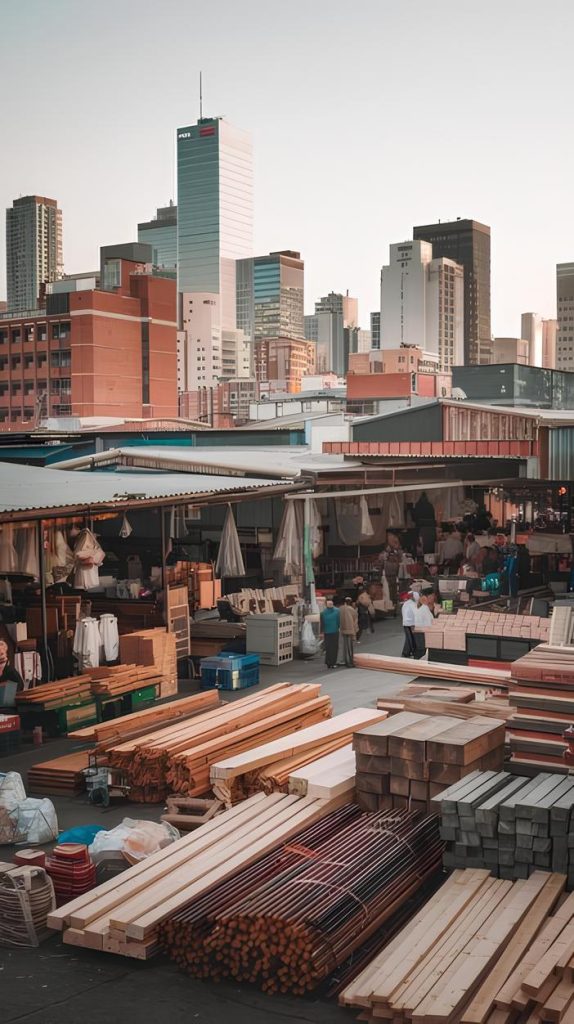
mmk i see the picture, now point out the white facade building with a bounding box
[521,312,543,367]
[556,264,574,372]
[380,240,464,369]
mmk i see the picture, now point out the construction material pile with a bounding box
[48,792,350,958]
[423,607,549,655]
[353,711,505,814]
[160,805,443,994]
[508,643,574,773]
[72,689,220,746]
[340,868,573,1023]
[106,683,333,802]
[377,684,513,721]
[355,651,511,688]
[209,707,385,804]
[435,769,574,886]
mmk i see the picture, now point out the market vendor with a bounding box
[0,639,24,693]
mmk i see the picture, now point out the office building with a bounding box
[492,337,529,365]
[138,202,177,277]
[557,264,574,371]
[413,218,491,364]
[255,336,316,394]
[304,292,357,375]
[380,240,464,369]
[6,195,63,312]
[0,243,177,427]
[370,311,381,349]
[177,116,253,387]
[520,313,543,367]
[236,250,304,344]
[542,319,557,370]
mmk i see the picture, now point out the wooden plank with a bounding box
[495,891,574,1009]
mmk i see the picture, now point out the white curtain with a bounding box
[216,505,245,577]
[334,496,375,546]
[273,501,303,577]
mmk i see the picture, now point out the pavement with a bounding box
[1,614,416,1024]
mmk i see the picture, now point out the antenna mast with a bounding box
[199,71,203,120]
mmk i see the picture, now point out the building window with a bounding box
[38,325,47,341]
[24,381,34,395]
[0,330,7,345]
[11,329,21,344]
[11,356,21,370]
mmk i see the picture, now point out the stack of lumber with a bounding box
[16,675,92,709]
[189,620,246,658]
[424,608,550,653]
[339,868,574,1023]
[119,629,177,698]
[507,644,574,772]
[377,685,513,721]
[160,805,443,994]
[354,651,511,688]
[353,712,506,814]
[106,683,332,803]
[209,707,386,803]
[47,791,351,958]
[434,770,574,885]
[225,583,299,616]
[88,663,162,697]
[27,750,92,795]
[288,742,356,798]
[72,690,220,745]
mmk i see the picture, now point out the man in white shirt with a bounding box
[413,592,435,658]
[401,590,419,657]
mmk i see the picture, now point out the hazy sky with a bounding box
[1,0,573,334]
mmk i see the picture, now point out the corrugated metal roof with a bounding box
[0,462,289,516]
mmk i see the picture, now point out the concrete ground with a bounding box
[2,615,417,1024]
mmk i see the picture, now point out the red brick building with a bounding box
[0,245,177,428]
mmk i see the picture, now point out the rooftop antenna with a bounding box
[199,71,203,120]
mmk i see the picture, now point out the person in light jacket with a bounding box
[413,591,435,659]
[400,589,419,657]
[339,597,359,667]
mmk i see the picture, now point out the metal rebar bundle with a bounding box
[160,805,444,995]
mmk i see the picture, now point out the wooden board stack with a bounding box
[377,686,513,722]
[288,743,356,798]
[16,675,93,710]
[340,869,574,1024]
[508,644,574,773]
[88,663,162,697]
[433,770,574,885]
[47,791,351,958]
[189,620,246,658]
[27,751,92,796]
[106,683,332,802]
[72,690,220,745]
[118,629,177,699]
[209,708,384,803]
[354,652,511,688]
[424,608,550,654]
[353,712,506,814]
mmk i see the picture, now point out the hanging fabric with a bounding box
[273,502,304,577]
[73,529,105,590]
[72,617,101,670]
[0,526,18,573]
[15,525,39,578]
[119,514,133,539]
[334,496,375,546]
[387,493,404,528]
[99,614,119,662]
[14,651,42,689]
[50,529,75,583]
[215,505,245,578]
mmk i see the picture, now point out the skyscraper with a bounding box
[556,263,574,371]
[236,250,304,344]
[413,218,491,365]
[138,202,177,277]
[370,311,381,349]
[542,319,557,370]
[6,195,63,311]
[520,312,543,367]
[380,240,464,369]
[177,116,253,388]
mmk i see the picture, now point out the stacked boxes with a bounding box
[433,770,574,887]
[353,712,506,814]
[246,614,293,666]
[119,628,177,698]
[424,609,549,657]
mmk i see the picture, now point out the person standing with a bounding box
[0,639,25,692]
[320,599,340,670]
[412,492,437,555]
[400,589,419,657]
[356,586,375,640]
[339,597,358,667]
[378,532,403,611]
[413,591,435,659]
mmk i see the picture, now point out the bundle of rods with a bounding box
[160,805,444,995]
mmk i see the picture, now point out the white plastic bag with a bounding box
[0,772,26,812]
[89,817,179,864]
[11,798,58,844]
[299,620,320,656]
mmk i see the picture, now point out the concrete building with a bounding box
[236,250,304,344]
[380,241,464,370]
[137,202,177,277]
[255,336,316,395]
[222,328,250,380]
[557,264,574,371]
[179,377,257,426]
[6,196,63,312]
[542,319,557,370]
[370,311,380,349]
[0,244,177,428]
[177,116,253,387]
[492,337,529,365]
[521,312,543,367]
[304,292,357,375]
[413,218,491,365]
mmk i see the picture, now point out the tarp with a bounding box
[334,496,375,546]
[273,501,304,577]
[215,505,246,577]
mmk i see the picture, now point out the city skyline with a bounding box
[1,0,573,334]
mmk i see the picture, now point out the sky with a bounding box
[1,0,573,335]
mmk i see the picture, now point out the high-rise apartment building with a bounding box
[176,116,253,388]
[6,196,63,312]
[255,336,316,395]
[236,250,304,344]
[542,319,557,370]
[370,311,381,349]
[304,292,357,375]
[413,218,491,364]
[138,202,177,277]
[521,312,543,367]
[380,241,464,369]
[557,264,574,371]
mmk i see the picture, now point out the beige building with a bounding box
[557,263,574,371]
[492,337,529,365]
[542,319,557,369]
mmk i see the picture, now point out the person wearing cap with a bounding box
[401,589,419,657]
[320,599,340,670]
[413,590,435,659]
[339,597,359,667]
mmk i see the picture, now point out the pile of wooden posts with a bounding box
[118,629,177,699]
[47,792,351,958]
[209,707,386,804]
[434,770,574,885]
[106,683,333,803]
[16,675,93,710]
[88,663,162,697]
[423,608,550,654]
[160,805,443,994]
[288,743,356,799]
[508,644,574,772]
[353,712,506,813]
[72,690,220,745]
[377,685,513,721]
[354,652,511,688]
[340,869,574,1024]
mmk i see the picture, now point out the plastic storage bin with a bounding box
[200,653,260,691]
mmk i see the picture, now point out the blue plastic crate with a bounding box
[200,654,260,691]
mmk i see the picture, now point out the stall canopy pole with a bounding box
[36,519,51,681]
[159,506,168,630]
